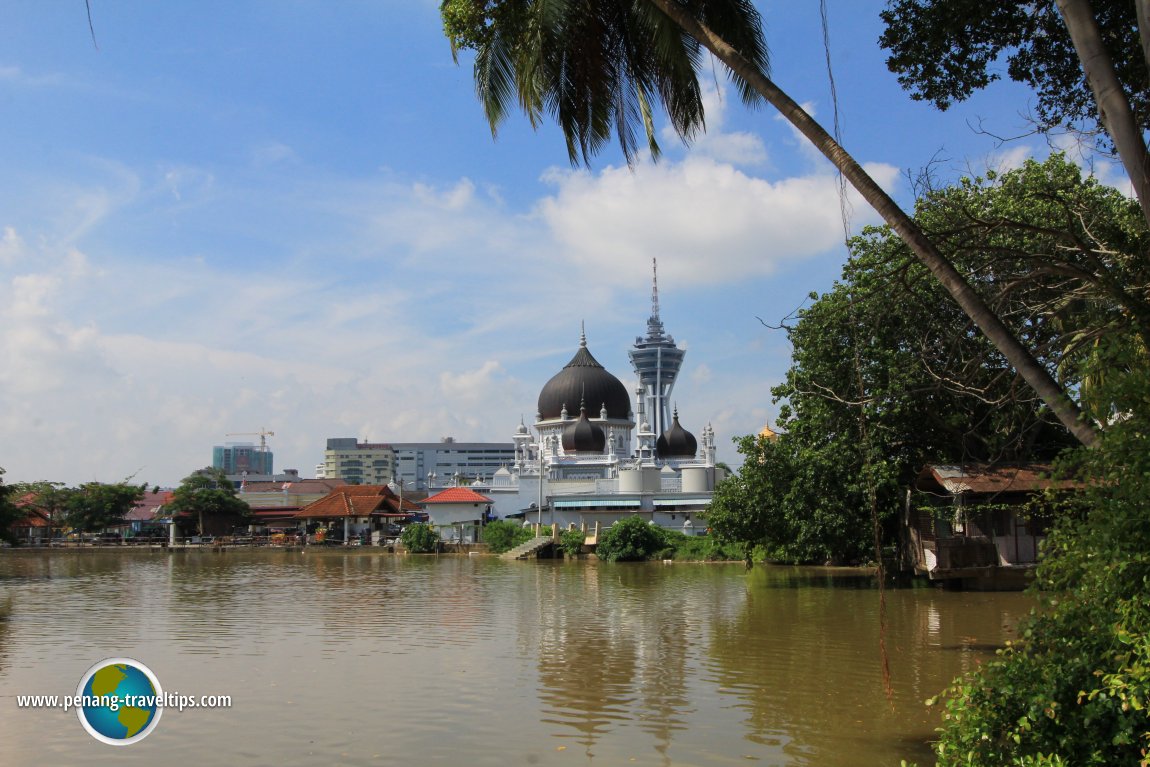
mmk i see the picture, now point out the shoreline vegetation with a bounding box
[0,536,748,563]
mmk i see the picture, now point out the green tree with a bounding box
[558,527,586,557]
[711,156,1130,564]
[62,481,146,534]
[165,468,250,536]
[880,0,1150,234]
[881,0,1147,141]
[441,0,1098,445]
[0,468,24,545]
[480,519,532,553]
[11,481,68,534]
[401,522,441,553]
[595,515,666,562]
[707,435,795,562]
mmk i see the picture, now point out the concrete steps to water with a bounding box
[501,536,554,560]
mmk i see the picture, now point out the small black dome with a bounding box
[537,333,631,421]
[656,408,697,458]
[562,404,606,453]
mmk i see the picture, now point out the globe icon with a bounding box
[76,658,163,745]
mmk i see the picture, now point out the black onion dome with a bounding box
[656,408,698,458]
[562,404,607,453]
[537,333,631,420]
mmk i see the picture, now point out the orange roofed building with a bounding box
[294,485,422,544]
[420,487,494,544]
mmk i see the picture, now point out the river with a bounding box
[0,550,1031,766]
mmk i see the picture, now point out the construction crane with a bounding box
[225,428,275,452]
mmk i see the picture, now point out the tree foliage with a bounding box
[62,481,146,533]
[880,0,1149,147]
[165,468,250,535]
[10,481,68,529]
[659,529,743,561]
[710,156,1135,564]
[480,519,532,553]
[558,527,586,557]
[401,522,441,553]
[441,0,767,165]
[595,515,666,562]
[0,468,24,545]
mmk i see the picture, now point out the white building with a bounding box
[420,486,494,544]
[320,437,515,491]
[392,440,515,492]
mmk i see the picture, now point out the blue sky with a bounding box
[0,2,1123,487]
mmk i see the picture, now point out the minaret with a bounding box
[628,259,686,439]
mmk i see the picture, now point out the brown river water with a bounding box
[0,550,1032,766]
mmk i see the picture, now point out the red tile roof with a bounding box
[421,487,494,504]
[16,509,50,528]
[136,490,174,510]
[293,485,422,518]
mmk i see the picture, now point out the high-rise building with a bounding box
[212,443,274,476]
[322,438,395,485]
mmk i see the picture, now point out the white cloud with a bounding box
[536,156,891,286]
[986,145,1033,173]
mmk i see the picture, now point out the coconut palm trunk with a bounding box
[646,0,1099,447]
[1137,0,1150,75]
[1055,0,1150,232]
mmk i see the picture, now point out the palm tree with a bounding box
[442,0,1099,446]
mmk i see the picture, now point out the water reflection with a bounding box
[0,551,1031,766]
[529,563,698,762]
[703,567,1031,766]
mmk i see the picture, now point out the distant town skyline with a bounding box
[0,3,1129,487]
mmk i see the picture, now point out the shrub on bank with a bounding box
[400,523,440,553]
[661,530,743,561]
[480,520,532,554]
[558,528,585,557]
[596,516,667,562]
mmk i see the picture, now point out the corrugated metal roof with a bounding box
[917,464,1078,495]
[653,498,711,507]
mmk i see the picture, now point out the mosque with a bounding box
[480,261,723,534]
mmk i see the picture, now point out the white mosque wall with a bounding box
[681,466,711,493]
[618,469,642,493]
